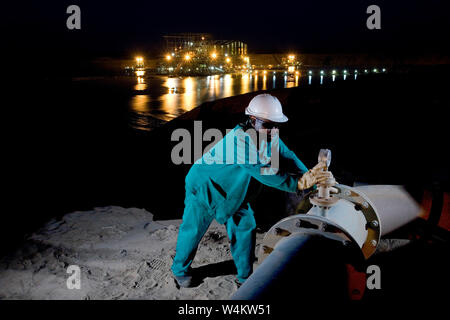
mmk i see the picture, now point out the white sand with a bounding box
[0,206,264,300]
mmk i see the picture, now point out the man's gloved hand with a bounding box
[297,162,335,190]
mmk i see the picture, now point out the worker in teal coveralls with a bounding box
[171,94,333,288]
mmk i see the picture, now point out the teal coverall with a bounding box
[171,124,308,283]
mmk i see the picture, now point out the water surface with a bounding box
[129,72,354,131]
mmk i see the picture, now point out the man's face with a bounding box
[250,116,279,134]
[250,116,280,143]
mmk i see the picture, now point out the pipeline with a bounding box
[231,150,423,300]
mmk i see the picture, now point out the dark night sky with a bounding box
[3,0,450,60]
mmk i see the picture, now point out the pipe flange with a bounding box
[296,184,381,259]
[257,214,362,265]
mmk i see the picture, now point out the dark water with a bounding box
[128,72,361,131]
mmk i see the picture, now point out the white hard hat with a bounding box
[245,94,288,123]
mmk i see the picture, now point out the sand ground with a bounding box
[0,206,264,300]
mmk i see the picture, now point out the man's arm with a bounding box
[234,130,300,193]
[239,162,300,193]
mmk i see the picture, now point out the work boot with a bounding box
[174,274,193,288]
[234,277,245,288]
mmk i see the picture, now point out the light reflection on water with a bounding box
[129,72,355,131]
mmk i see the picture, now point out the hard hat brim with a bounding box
[245,108,289,123]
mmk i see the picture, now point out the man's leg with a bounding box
[171,193,214,278]
[226,202,257,284]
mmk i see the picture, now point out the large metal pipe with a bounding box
[354,185,423,236]
[232,149,423,300]
[231,232,350,300]
[231,184,423,300]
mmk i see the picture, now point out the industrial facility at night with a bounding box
[157,33,250,75]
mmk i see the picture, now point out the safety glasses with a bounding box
[254,118,280,129]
